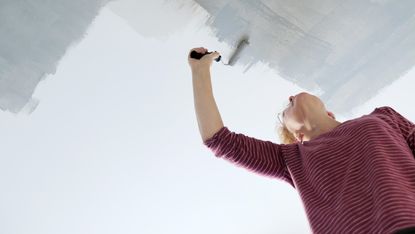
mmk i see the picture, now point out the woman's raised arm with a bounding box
[188,47,224,141]
[188,47,293,185]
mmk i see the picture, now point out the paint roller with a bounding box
[190,36,250,66]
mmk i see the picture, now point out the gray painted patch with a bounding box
[0,0,111,113]
[194,0,415,113]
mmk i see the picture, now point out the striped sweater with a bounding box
[204,106,415,234]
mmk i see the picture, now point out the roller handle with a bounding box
[190,50,221,62]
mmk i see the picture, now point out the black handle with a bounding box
[190,51,221,62]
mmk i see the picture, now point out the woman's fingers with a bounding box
[191,47,208,54]
[188,47,220,72]
[197,47,207,52]
[209,51,220,59]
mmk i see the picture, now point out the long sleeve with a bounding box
[375,106,415,156]
[203,126,292,184]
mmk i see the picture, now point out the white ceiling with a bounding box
[0,1,414,234]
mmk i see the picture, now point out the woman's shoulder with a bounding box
[371,106,399,115]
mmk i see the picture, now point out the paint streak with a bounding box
[193,0,415,113]
[0,0,111,113]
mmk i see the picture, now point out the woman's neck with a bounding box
[303,115,342,141]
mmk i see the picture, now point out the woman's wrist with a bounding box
[191,67,210,76]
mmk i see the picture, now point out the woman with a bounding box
[188,47,415,234]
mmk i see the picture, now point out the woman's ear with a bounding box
[327,111,336,120]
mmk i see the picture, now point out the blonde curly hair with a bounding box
[275,122,298,144]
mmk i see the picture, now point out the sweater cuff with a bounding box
[203,126,229,149]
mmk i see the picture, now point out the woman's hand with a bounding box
[188,47,221,73]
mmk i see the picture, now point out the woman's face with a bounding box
[281,92,325,133]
